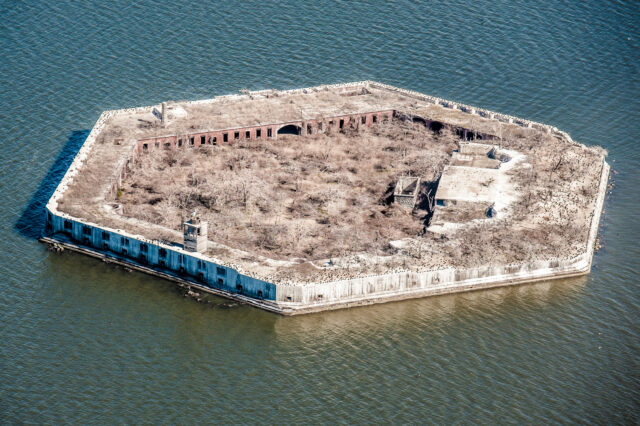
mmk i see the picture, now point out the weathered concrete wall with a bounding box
[45,211,276,300]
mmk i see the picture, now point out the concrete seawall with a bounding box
[42,82,609,315]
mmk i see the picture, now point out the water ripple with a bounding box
[1,0,638,423]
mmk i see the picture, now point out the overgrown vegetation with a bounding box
[58,109,606,284]
[118,119,458,259]
[431,126,606,268]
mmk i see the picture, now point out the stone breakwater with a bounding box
[42,82,609,315]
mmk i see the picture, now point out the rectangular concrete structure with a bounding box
[435,166,501,204]
[394,177,421,209]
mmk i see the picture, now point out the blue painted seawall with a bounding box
[44,211,276,301]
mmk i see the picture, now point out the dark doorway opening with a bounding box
[412,116,427,126]
[429,121,443,133]
[277,124,301,136]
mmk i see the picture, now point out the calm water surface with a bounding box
[1,1,638,423]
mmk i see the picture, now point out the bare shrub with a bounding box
[118,118,448,259]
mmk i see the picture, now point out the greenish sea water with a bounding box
[1,1,638,423]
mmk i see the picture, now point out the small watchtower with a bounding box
[182,212,208,253]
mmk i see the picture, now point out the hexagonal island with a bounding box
[42,82,609,314]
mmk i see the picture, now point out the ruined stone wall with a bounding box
[134,110,395,153]
[367,81,576,143]
[394,195,416,209]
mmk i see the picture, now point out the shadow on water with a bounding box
[14,130,89,239]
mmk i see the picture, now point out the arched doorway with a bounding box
[429,121,443,134]
[277,124,302,136]
[412,116,427,127]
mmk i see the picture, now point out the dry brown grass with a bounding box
[118,119,457,260]
[443,127,607,267]
[57,109,606,284]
